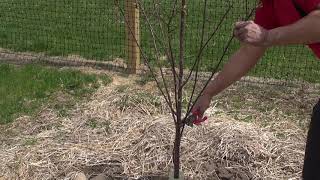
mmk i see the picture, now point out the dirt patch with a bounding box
[214,166,252,180]
[0,49,128,73]
[74,160,254,180]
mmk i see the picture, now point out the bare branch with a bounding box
[168,0,179,27]
[177,0,187,124]
[185,0,209,114]
[167,32,179,109]
[138,1,176,121]
[182,1,233,88]
[153,1,179,110]
[117,1,177,118]
[182,8,257,124]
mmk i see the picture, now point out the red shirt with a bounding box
[254,0,320,58]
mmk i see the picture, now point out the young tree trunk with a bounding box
[173,0,186,178]
[173,125,182,178]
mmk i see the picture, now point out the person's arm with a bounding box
[202,44,266,98]
[267,9,320,45]
[234,8,320,47]
[191,44,265,116]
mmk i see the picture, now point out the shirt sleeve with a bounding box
[296,0,320,13]
[254,0,278,30]
[299,0,320,58]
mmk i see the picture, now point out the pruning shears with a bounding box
[184,109,208,127]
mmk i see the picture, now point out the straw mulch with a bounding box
[0,76,306,180]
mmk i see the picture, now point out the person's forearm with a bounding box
[267,10,320,46]
[203,45,266,98]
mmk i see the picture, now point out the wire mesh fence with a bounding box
[0,0,319,84]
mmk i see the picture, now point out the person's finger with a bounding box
[237,33,249,43]
[235,21,246,28]
[234,27,248,37]
[235,21,251,29]
[194,116,208,125]
[234,30,244,40]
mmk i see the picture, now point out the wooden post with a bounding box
[125,0,140,73]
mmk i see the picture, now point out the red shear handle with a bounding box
[192,109,208,125]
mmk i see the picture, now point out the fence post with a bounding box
[125,0,140,74]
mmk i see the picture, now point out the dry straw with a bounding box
[0,76,306,180]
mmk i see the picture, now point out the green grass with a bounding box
[24,138,37,146]
[0,63,111,124]
[0,0,126,60]
[0,0,319,83]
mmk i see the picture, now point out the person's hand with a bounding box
[234,21,271,47]
[191,93,212,119]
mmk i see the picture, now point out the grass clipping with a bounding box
[0,78,305,180]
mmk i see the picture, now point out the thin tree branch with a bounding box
[185,0,208,115]
[117,2,177,119]
[182,8,257,126]
[181,2,232,88]
[139,0,180,121]
[167,31,179,109]
[177,0,187,125]
[168,0,179,27]
[138,1,176,122]
[153,1,179,110]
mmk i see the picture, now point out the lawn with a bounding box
[0,0,126,60]
[0,63,111,124]
[0,0,319,83]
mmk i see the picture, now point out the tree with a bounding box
[118,0,255,178]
